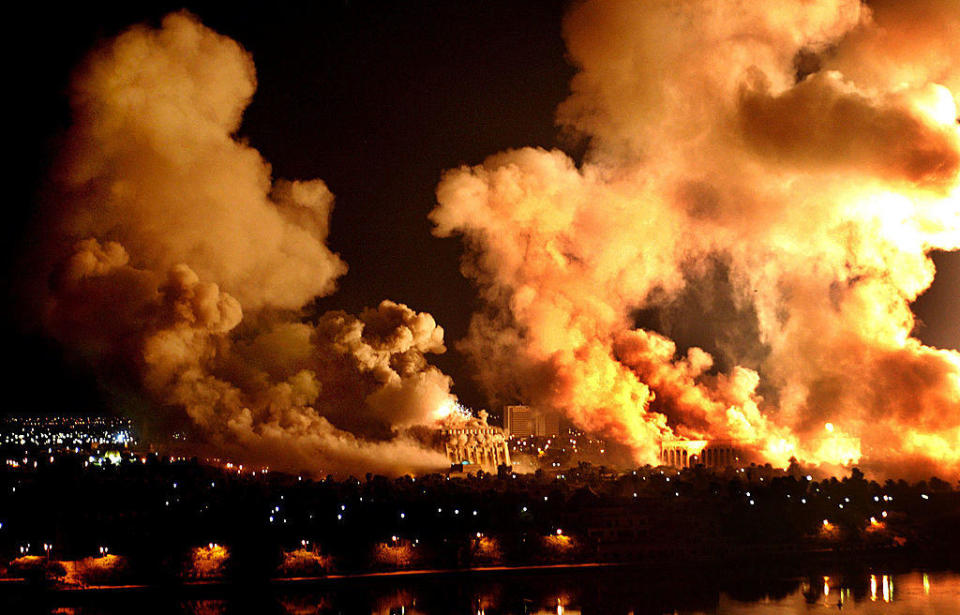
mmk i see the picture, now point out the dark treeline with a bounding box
[2,448,960,586]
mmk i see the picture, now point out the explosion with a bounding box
[35,12,456,476]
[431,0,960,477]
[28,3,960,479]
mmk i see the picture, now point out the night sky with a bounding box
[3,0,959,420]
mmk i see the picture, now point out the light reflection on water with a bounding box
[15,568,960,614]
[716,571,960,614]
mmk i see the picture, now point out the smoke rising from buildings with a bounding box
[38,12,456,476]
[27,3,960,479]
[432,0,960,476]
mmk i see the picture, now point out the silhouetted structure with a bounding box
[504,405,560,437]
[660,438,753,469]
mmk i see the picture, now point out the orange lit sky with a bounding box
[5,1,960,476]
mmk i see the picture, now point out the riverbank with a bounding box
[3,544,957,597]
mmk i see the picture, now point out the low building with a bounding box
[440,424,511,471]
[659,438,755,469]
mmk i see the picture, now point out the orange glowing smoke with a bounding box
[36,12,455,477]
[31,4,960,478]
[432,0,960,477]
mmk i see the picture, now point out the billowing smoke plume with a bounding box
[39,12,457,476]
[432,0,960,477]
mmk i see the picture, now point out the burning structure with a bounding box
[660,438,756,470]
[438,411,511,471]
[30,12,458,478]
[23,2,960,479]
[431,0,960,479]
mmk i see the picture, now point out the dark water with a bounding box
[6,566,960,614]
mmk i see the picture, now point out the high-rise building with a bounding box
[504,405,534,437]
[504,405,560,437]
[536,411,560,438]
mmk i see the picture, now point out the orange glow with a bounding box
[541,533,576,562]
[472,535,504,564]
[430,0,960,479]
[867,516,886,533]
[819,520,839,541]
[37,9,455,478]
[372,539,418,569]
[60,555,128,587]
[29,1,960,479]
[8,555,47,579]
[189,544,229,580]
[278,548,332,577]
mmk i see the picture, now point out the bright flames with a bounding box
[431,0,960,477]
[28,2,960,478]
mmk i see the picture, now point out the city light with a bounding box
[5,4,960,611]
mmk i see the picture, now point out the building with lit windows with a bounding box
[504,405,560,438]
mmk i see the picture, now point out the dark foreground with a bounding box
[4,558,960,614]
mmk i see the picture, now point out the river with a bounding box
[8,565,960,614]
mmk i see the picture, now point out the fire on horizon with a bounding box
[13,0,960,480]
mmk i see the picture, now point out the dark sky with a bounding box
[4,0,574,417]
[3,0,958,419]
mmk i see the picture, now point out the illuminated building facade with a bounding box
[441,425,511,470]
[660,438,752,469]
[504,405,534,437]
[504,405,560,438]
